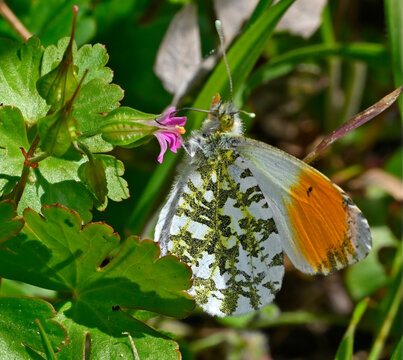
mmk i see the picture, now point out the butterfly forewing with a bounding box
[156,149,284,316]
[235,137,372,275]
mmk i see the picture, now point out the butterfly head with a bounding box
[201,93,243,136]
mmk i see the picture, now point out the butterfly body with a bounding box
[155,96,371,317]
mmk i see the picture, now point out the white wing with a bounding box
[235,137,372,275]
[155,150,284,316]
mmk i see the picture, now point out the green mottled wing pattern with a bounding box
[155,149,284,316]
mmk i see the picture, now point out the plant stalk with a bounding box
[0,1,31,41]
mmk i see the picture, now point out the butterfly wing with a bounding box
[235,137,372,275]
[155,150,284,317]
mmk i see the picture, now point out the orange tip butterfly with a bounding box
[154,20,372,317]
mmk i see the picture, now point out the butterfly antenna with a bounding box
[239,109,256,118]
[215,20,233,102]
[174,107,212,115]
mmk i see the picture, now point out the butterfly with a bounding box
[154,93,371,317]
[154,21,372,317]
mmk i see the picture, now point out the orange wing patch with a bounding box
[285,169,358,274]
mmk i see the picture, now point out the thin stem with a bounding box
[12,165,30,204]
[368,252,402,360]
[0,1,31,41]
[76,140,94,164]
[27,152,50,164]
[13,135,40,204]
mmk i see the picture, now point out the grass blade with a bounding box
[385,0,402,116]
[334,298,369,360]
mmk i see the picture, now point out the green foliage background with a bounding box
[0,0,401,359]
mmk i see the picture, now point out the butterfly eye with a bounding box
[219,114,234,131]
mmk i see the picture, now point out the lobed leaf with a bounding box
[0,37,129,219]
[0,204,194,359]
[0,101,128,219]
[14,154,129,222]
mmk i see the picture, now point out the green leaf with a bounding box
[0,37,48,125]
[100,107,158,146]
[15,154,129,222]
[0,296,67,358]
[0,100,128,221]
[96,154,129,202]
[334,299,369,360]
[128,0,296,232]
[345,226,399,300]
[78,158,108,204]
[75,77,124,153]
[0,205,194,359]
[0,200,24,244]
[0,106,29,195]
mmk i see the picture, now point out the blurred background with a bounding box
[0,0,401,359]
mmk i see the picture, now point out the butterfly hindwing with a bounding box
[155,149,284,316]
[235,136,372,275]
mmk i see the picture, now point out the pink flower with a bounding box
[149,107,186,163]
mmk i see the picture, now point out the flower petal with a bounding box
[163,132,182,152]
[154,132,168,163]
[158,106,176,124]
[163,115,187,127]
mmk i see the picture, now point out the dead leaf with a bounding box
[154,3,201,100]
[352,169,403,201]
[275,0,328,39]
